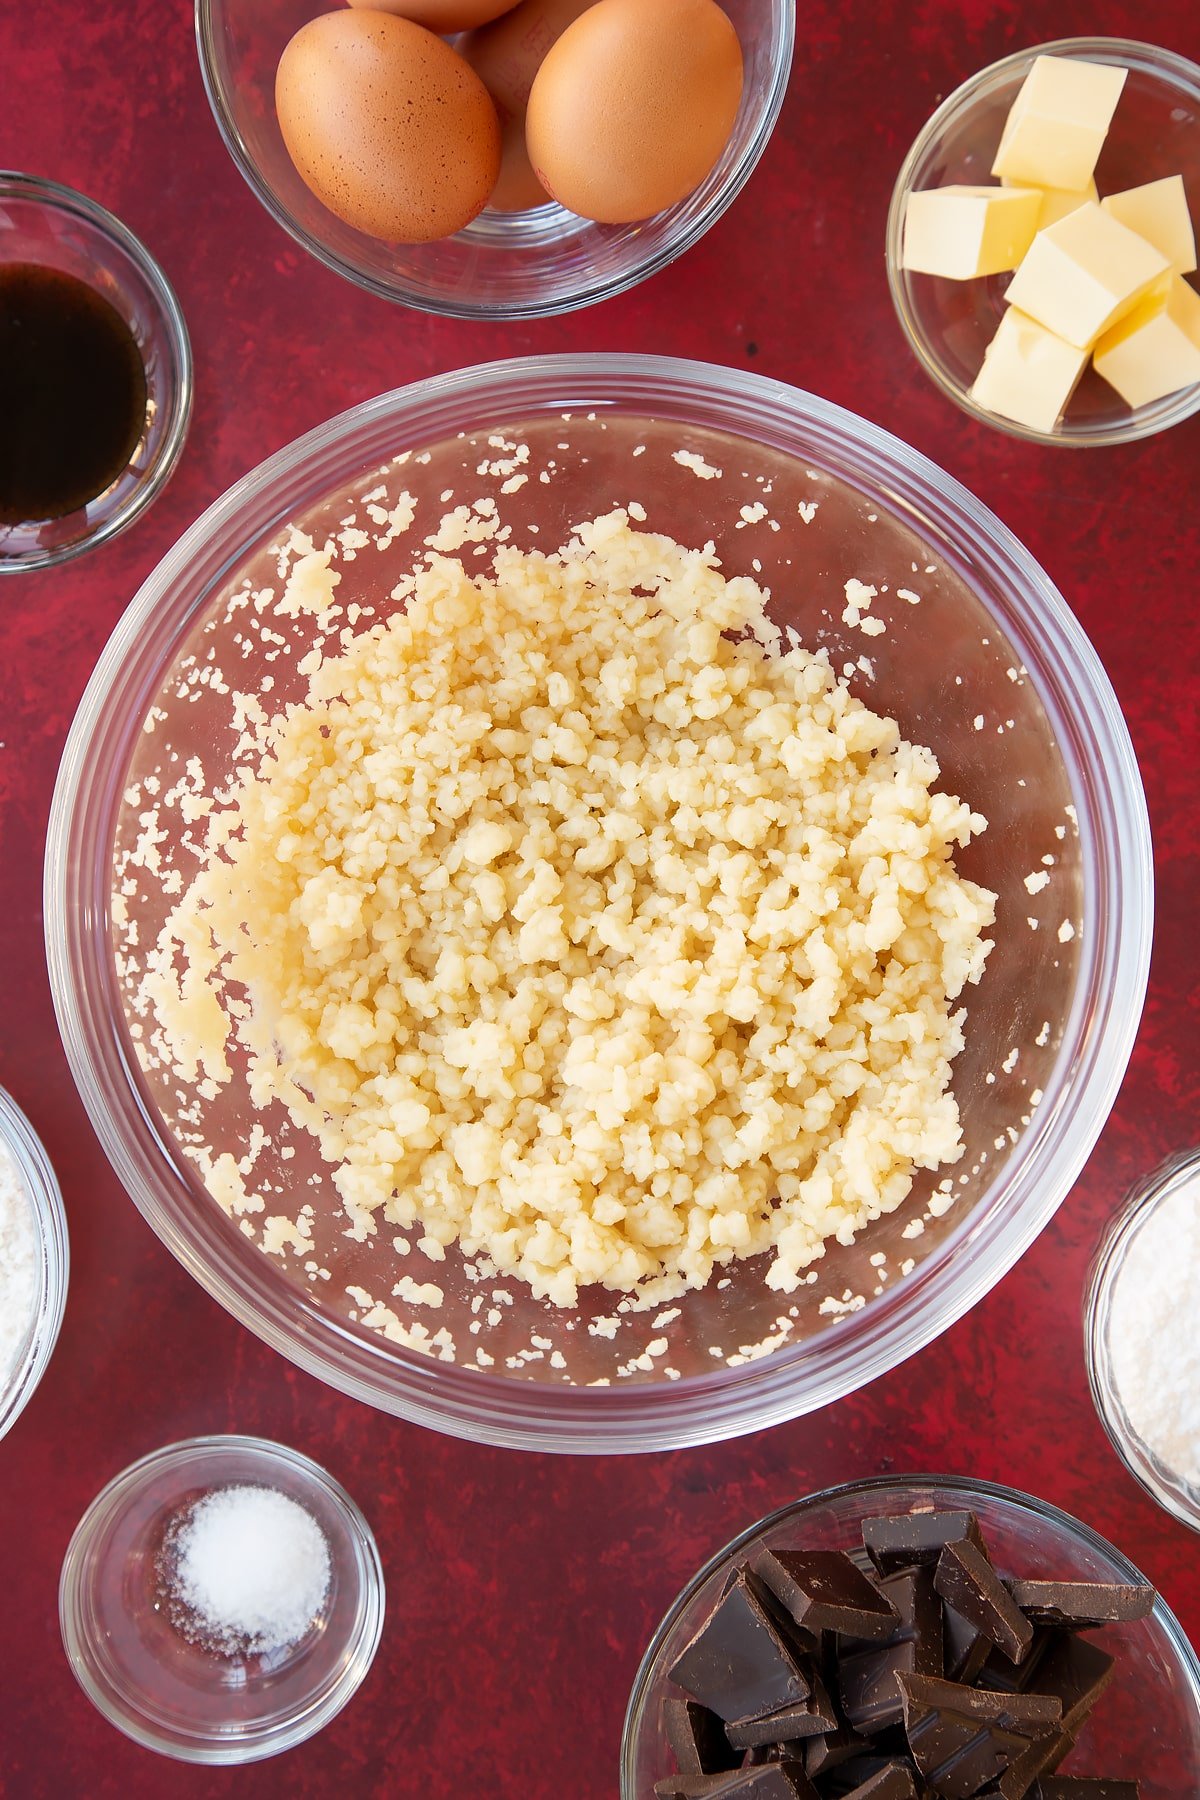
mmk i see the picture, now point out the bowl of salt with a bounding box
[58,1434,385,1762]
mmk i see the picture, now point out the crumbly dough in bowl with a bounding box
[148,510,995,1306]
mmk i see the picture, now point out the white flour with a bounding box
[0,1139,38,1384]
[1109,1169,1200,1488]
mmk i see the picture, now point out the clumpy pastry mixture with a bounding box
[148,509,995,1305]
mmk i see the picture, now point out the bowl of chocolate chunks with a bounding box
[621,1475,1200,1799]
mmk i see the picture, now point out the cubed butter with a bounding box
[1100,175,1197,275]
[970,306,1090,433]
[1093,275,1200,407]
[903,185,1042,279]
[992,54,1126,192]
[1001,173,1097,231]
[1005,201,1170,348]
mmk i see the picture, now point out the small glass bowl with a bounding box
[195,0,794,319]
[59,1435,385,1763]
[885,38,1200,447]
[621,1475,1200,1797]
[1085,1149,1200,1534]
[0,172,192,571]
[0,1084,68,1441]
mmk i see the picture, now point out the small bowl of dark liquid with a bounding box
[0,173,192,572]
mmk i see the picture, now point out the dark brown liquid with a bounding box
[0,263,148,526]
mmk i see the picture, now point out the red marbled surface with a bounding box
[1,0,1198,1793]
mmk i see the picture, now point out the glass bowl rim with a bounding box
[0,1082,69,1442]
[884,35,1200,448]
[619,1470,1200,1795]
[193,0,796,320]
[58,1431,386,1764]
[43,351,1152,1454]
[1084,1147,1200,1535]
[0,169,194,572]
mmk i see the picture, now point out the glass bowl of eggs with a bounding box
[45,353,1149,1453]
[885,37,1200,445]
[195,0,795,319]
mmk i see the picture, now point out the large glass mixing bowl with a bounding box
[44,355,1151,1452]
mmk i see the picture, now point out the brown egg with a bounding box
[346,0,520,29]
[275,10,501,242]
[525,0,744,224]
[459,0,594,212]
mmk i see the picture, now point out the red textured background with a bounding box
[2,0,1198,1794]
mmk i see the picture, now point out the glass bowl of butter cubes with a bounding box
[887,38,1200,445]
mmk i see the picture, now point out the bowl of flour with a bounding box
[0,1085,69,1442]
[1086,1147,1200,1534]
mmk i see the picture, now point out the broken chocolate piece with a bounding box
[733,1767,818,1799]
[981,1725,1073,1800]
[1028,1634,1114,1737]
[936,1540,1034,1664]
[654,1765,818,1799]
[944,1603,991,1686]
[841,1766,920,1800]
[976,1629,1052,1696]
[725,1681,838,1749]
[669,1572,812,1723]
[862,1511,984,1574]
[839,1567,943,1733]
[665,1696,739,1776]
[803,1709,870,1781]
[1033,1783,1140,1799]
[897,1673,1061,1800]
[1006,1581,1154,1630]
[752,1549,899,1641]
[655,1774,748,1799]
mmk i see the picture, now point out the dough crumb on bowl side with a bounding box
[143,509,995,1307]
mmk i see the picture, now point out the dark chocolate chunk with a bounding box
[803,1708,870,1781]
[752,1549,899,1641]
[734,1767,819,1799]
[665,1696,740,1776]
[840,1765,919,1800]
[669,1572,813,1723]
[655,1775,748,1799]
[725,1681,838,1749]
[862,1511,984,1574]
[1032,1783,1140,1799]
[1028,1633,1114,1736]
[944,1603,991,1686]
[898,1671,1062,1732]
[897,1673,1062,1799]
[655,1765,818,1799]
[935,1540,1035,1664]
[839,1567,943,1733]
[1006,1581,1155,1630]
[976,1628,1053,1696]
[981,1725,1073,1799]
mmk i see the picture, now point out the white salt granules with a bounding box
[169,1484,332,1655]
[0,1139,38,1386]
[1109,1171,1200,1488]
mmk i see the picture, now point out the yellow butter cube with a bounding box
[1100,175,1197,275]
[1001,174,1097,231]
[902,185,1042,279]
[971,307,1090,433]
[1005,201,1170,348]
[992,54,1126,193]
[1093,275,1200,407]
